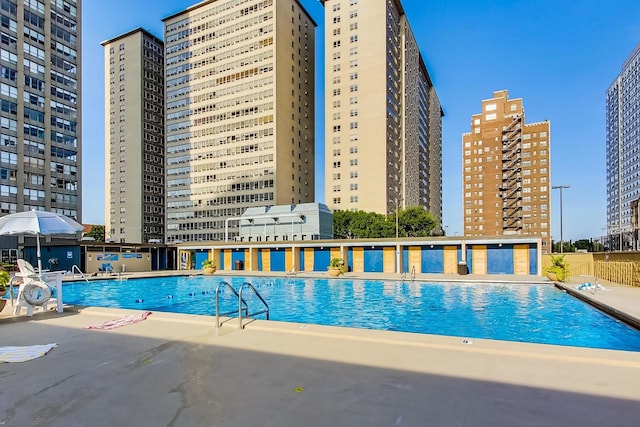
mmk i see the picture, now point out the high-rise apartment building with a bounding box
[0,0,81,219]
[462,90,551,252]
[102,29,164,244]
[321,0,442,219]
[162,0,315,243]
[606,43,640,251]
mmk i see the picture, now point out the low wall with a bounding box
[85,251,151,274]
[177,236,542,276]
[542,252,640,287]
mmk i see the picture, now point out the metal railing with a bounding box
[8,275,22,307]
[71,265,89,283]
[214,281,247,328]
[238,282,269,330]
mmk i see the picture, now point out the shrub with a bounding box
[545,255,569,282]
[0,269,9,294]
[328,257,345,275]
[201,258,216,269]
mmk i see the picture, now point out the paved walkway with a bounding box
[1,272,639,426]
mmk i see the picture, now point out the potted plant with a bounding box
[201,258,216,275]
[0,268,10,311]
[327,257,345,277]
[544,255,569,282]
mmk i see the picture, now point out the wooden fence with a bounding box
[543,253,640,288]
[594,261,639,287]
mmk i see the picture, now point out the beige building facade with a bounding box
[102,29,164,244]
[321,0,442,220]
[462,90,551,252]
[162,0,315,243]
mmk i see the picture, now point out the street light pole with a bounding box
[552,185,570,253]
[395,198,403,274]
[395,198,399,239]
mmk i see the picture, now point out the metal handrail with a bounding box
[8,275,22,307]
[238,282,269,330]
[71,265,89,283]
[214,281,247,328]
[411,265,416,281]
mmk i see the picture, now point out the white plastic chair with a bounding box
[13,259,52,316]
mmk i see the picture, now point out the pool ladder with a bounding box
[71,265,89,283]
[400,266,416,282]
[215,281,269,330]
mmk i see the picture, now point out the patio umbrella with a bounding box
[0,210,83,274]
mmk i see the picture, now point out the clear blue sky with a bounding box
[82,0,640,241]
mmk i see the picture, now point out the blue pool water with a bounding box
[59,275,640,351]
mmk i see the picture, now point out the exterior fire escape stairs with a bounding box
[500,115,523,232]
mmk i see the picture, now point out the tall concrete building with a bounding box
[162,0,315,243]
[0,0,81,219]
[462,90,551,252]
[606,43,640,251]
[101,29,164,244]
[321,0,443,220]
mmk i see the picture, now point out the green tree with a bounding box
[333,210,352,239]
[574,239,590,251]
[396,206,438,237]
[333,207,439,239]
[85,225,105,242]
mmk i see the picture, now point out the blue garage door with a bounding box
[421,247,444,273]
[487,244,514,274]
[313,248,331,272]
[364,247,383,272]
[270,249,285,272]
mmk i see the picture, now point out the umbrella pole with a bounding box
[36,232,43,277]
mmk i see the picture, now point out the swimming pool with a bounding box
[60,275,640,351]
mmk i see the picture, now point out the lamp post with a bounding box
[395,198,403,273]
[552,185,570,253]
[395,198,401,239]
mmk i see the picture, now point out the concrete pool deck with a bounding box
[1,272,640,426]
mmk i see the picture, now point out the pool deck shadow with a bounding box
[1,272,640,426]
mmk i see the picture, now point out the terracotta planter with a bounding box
[545,271,558,282]
[327,268,341,277]
[203,267,216,275]
[0,298,6,313]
